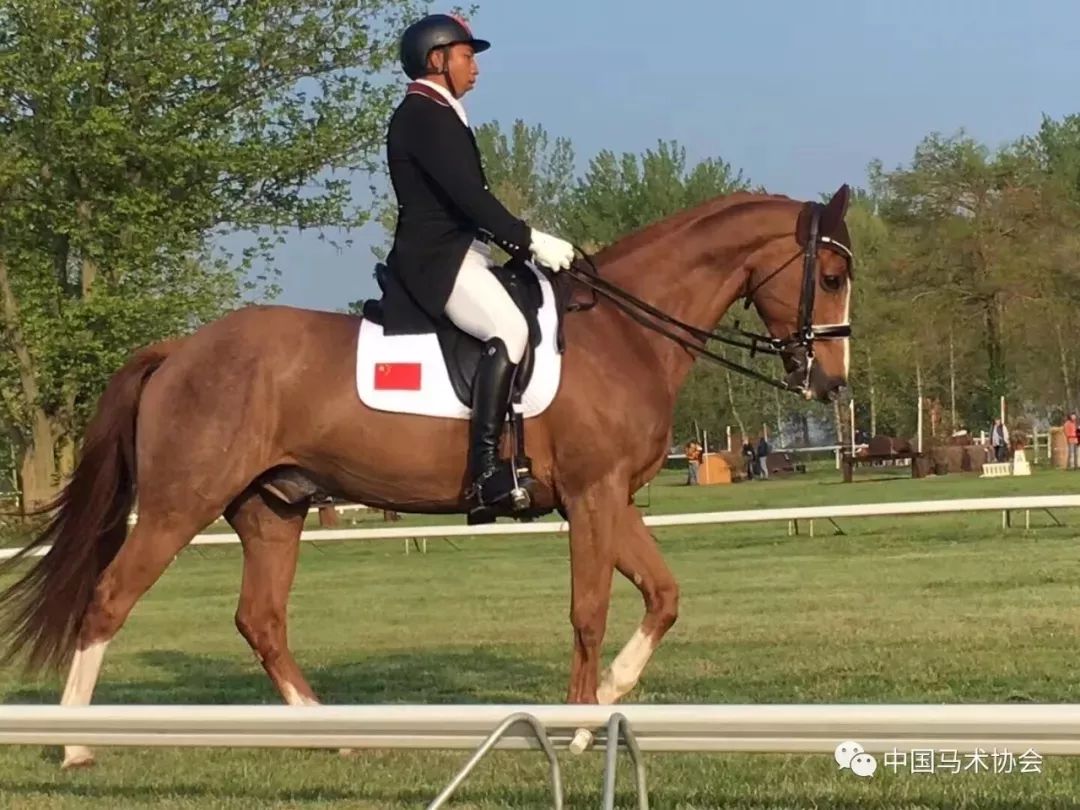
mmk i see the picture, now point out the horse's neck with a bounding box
[595,209,764,398]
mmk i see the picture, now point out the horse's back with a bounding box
[144,304,363,405]
[181,304,361,357]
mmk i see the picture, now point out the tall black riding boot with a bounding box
[467,338,519,508]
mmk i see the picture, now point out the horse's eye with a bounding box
[822,274,844,292]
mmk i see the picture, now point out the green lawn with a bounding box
[0,467,1078,808]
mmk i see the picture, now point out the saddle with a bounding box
[361,259,554,408]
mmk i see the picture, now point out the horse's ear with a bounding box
[796,184,850,245]
[821,183,851,234]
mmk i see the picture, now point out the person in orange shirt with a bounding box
[685,440,703,485]
[1065,412,1078,470]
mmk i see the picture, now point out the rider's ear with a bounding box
[426,48,445,74]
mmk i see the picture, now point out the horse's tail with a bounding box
[0,339,178,674]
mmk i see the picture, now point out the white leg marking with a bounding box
[569,728,594,755]
[61,640,109,768]
[572,627,657,756]
[282,682,319,707]
[596,627,655,704]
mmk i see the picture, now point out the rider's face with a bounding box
[428,43,478,97]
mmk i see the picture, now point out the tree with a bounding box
[0,0,422,509]
[1030,113,1080,207]
[559,140,751,250]
[869,131,1064,426]
[474,119,576,235]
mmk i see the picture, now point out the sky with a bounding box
[232,0,1080,312]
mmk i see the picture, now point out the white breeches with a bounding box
[444,242,528,364]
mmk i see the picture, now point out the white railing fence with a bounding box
[2,494,1075,561]
[0,703,1074,809]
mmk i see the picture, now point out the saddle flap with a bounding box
[437,261,543,406]
[361,258,552,408]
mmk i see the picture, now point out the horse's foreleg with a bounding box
[597,504,679,704]
[562,478,620,753]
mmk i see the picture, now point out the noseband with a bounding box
[737,202,854,394]
[560,201,854,395]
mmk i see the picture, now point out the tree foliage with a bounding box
[0,0,423,506]
[557,140,751,250]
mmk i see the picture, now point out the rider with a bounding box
[385,13,576,512]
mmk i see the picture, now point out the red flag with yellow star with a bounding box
[373,362,422,390]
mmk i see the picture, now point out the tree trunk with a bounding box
[1056,321,1073,412]
[800,413,811,446]
[773,388,783,446]
[723,367,746,439]
[57,390,78,477]
[983,297,1006,420]
[949,326,957,431]
[19,410,60,512]
[0,256,60,512]
[867,347,877,437]
[57,435,76,478]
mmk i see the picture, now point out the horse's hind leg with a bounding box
[224,488,318,706]
[226,490,364,755]
[596,503,679,704]
[60,514,210,768]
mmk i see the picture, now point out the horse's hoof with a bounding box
[569,728,593,754]
[61,746,96,769]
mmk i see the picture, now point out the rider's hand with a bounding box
[529,229,575,272]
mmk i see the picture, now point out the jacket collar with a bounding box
[407,79,468,127]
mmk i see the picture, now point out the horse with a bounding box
[0,183,855,768]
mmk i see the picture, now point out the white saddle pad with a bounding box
[356,265,562,419]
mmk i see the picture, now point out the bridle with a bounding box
[560,202,854,397]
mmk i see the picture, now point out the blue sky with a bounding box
[239,0,1080,311]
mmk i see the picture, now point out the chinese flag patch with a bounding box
[374,362,422,390]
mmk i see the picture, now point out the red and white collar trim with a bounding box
[407,79,468,127]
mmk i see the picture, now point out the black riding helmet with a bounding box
[399,14,490,80]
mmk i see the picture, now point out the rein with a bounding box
[558,205,853,395]
[562,251,798,390]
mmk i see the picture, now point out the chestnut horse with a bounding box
[0,184,854,767]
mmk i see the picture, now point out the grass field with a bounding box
[1,466,1079,808]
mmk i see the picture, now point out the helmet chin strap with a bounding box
[432,45,459,98]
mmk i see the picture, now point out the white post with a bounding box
[917,395,924,453]
[849,399,856,455]
[726,425,732,452]
[703,430,708,457]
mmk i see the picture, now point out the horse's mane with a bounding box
[592,190,799,266]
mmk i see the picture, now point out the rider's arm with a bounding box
[404,107,532,256]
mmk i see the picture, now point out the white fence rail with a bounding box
[2,703,1079,754]
[1,495,1076,561]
